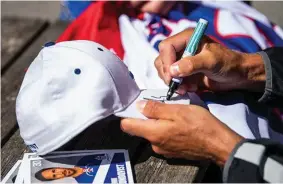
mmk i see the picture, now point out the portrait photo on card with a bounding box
[26,150,133,183]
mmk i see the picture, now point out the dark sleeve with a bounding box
[223,139,283,183]
[258,47,283,107]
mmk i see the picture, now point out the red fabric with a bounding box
[57,1,125,59]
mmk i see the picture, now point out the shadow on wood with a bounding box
[134,143,209,183]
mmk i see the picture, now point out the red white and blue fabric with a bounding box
[57,1,283,143]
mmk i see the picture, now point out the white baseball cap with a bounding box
[16,40,195,155]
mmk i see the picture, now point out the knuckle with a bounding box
[173,105,190,119]
[158,40,167,51]
[157,71,164,81]
[145,101,159,117]
[154,59,164,78]
[207,51,218,66]
[163,65,169,73]
[154,57,162,70]
[186,58,194,71]
[179,58,193,75]
[154,57,159,68]
[203,44,218,60]
[174,105,185,118]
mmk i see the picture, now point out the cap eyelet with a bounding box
[74,68,81,75]
[44,42,55,47]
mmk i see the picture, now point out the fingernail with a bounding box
[170,64,180,76]
[136,100,147,112]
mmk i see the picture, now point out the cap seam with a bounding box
[19,54,45,93]
[52,44,125,109]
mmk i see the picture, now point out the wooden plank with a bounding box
[1,17,49,71]
[134,144,209,183]
[1,22,69,145]
[1,130,27,178]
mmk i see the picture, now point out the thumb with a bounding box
[137,100,181,120]
[170,53,206,77]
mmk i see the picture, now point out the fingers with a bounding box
[158,41,178,84]
[154,56,166,83]
[121,119,181,158]
[158,29,194,84]
[155,29,217,87]
[137,100,184,120]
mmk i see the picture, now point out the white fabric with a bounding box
[198,1,271,26]
[234,142,265,165]
[120,15,166,90]
[264,157,283,182]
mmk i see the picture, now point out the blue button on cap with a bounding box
[74,68,81,75]
[44,42,55,47]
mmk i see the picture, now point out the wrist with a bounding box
[240,53,266,92]
[211,125,244,166]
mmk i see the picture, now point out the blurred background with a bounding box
[1,1,283,26]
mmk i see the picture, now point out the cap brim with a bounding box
[114,89,194,119]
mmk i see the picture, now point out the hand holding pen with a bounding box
[166,18,208,100]
[155,21,265,96]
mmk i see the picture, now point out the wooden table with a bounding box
[1,16,210,183]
